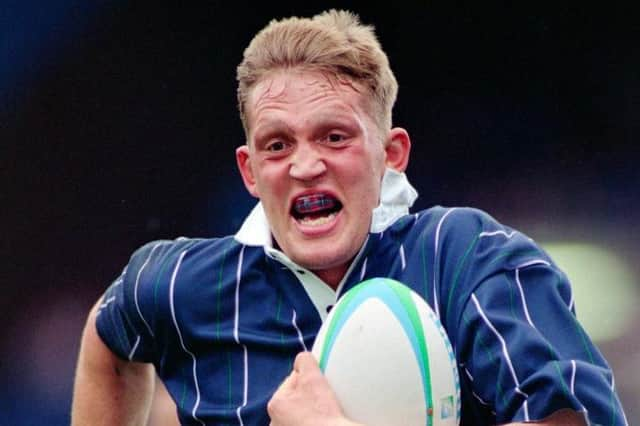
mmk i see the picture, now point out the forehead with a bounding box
[246,70,370,127]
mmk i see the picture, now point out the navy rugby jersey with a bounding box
[97,207,625,425]
[96,204,626,425]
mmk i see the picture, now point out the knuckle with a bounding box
[266,397,279,416]
[298,370,320,388]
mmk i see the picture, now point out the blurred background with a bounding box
[1,1,638,424]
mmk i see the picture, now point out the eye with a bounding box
[325,132,347,144]
[266,140,288,152]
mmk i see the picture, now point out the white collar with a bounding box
[233,168,417,321]
[234,167,418,246]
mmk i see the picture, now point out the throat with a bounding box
[314,265,349,291]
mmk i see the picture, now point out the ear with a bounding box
[384,128,411,172]
[236,145,259,198]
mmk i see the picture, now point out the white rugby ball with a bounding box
[312,278,460,426]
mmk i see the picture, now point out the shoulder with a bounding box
[120,236,244,292]
[407,206,557,312]
[415,206,556,274]
[396,205,509,246]
[419,205,501,231]
[114,236,243,320]
[128,236,239,266]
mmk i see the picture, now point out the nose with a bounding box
[289,143,326,181]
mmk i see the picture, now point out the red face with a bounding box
[237,69,408,287]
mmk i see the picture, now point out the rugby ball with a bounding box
[311,278,460,426]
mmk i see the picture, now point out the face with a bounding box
[236,69,394,287]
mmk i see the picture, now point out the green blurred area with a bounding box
[542,242,637,343]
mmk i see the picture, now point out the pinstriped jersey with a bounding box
[96,206,627,425]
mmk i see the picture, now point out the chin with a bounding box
[300,255,344,271]
[290,240,359,272]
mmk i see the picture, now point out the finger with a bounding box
[276,370,298,393]
[293,351,320,374]
[287,370,298,388]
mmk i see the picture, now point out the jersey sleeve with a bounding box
[95,240,170,363]
[437,208,627,425]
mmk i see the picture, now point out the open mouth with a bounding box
[291,193,343,226]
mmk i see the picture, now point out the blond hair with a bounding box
[236,9,398,138]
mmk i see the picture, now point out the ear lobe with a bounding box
[384,128,411,172]
[236,145,259,198]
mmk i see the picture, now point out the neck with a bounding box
[314,265,349,291]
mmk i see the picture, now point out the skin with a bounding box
[72,67,587,425]
[236,68,410,289]
[268,352,362,426]
[71,300,155,426]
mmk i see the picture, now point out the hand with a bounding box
[268,352,361,426]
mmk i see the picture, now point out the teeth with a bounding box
[299,212,336,226]
[295,194,337,214]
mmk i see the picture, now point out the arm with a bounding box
[457,266,623,423]
[503,409,586,425]
[429,209,627,423]
[72,299,155,426]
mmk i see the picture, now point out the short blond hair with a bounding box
[236,9,398,138]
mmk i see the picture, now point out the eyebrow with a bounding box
[253,115,361,142]
[311,110,359,127]
[251,119,295,140]
[251,102,365,141]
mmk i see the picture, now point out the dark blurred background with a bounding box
[2,1,638,424]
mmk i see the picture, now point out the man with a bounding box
[72,10,627,425]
